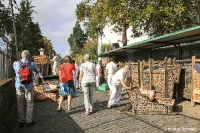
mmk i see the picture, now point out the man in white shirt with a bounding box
[50,53,59,75]
[96,60,102,86]
[105,57,118,93]
[33,72,46,86]
[108,64,133,108]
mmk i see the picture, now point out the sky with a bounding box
[3,0,83,57]
[3,0,149,57]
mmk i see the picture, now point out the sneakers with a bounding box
[26,121,36,127]
[85,111,90,115]
[107,104,112,109]
[114,103,121,107]
[57,107,61,111]
[89,108,94,113]
[108,103,120,108]
[19,122,26,127]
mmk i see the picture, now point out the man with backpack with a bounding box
[13,50,39,127]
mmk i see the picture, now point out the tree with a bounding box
[76,0,133,46]
[0,1,13,46]
[130,0,200,37]
[82,40,97,61]
[73,39,97,64]
[0,1,13,34]
[67,21,87,58]
[10,0,45,55]
[42,36,55,56]
[76,0,200,44]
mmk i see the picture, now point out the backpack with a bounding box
[18,60,33,84]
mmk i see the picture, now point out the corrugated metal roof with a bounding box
[98,26,200,57]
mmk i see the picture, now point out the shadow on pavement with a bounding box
[14,101,84,133]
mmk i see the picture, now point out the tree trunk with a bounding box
[122,18,127,46]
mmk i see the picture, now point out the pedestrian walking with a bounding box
[50,53,59,75]
[33,72,46,86]
[72,60,79,89]
[107,64,133,108]
[79,54,97,115]
[105,57,118,93]
[13,50,39,127]
[96,60,102,86]
[57,56,76,111]
[79,59,84,92]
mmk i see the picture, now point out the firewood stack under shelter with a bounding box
[113,56,200,114]
[33,55,50,76]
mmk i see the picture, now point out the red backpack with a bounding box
[18,60,33,84]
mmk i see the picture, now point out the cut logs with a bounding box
[33,55,48,64]
[34,79,59,101]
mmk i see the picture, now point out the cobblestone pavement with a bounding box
[13,89,200,133]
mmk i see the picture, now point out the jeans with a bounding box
[81,82,95,111]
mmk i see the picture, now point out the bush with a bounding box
[101,43,110,53]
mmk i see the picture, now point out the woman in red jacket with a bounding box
[57,56,76,111]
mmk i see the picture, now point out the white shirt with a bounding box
[80,62,96,83]
[52,55,59,65]
[96,64,101,75]
[75,63,79,76]
[111,68,130,85]
[33,72,43,85]
[106,61,118,74]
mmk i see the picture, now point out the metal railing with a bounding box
[0,39,16,80]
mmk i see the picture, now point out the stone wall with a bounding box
[0,78,16,132]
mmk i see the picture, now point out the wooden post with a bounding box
[140,60,143,88]
[149,58,152,90]
[173,57,176,65]
[164,57,168,98]
[191,56,195,106]
[138,60,141,87]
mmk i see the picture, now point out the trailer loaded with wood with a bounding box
[32,49,59,101]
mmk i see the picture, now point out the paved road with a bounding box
[12,89,200,133]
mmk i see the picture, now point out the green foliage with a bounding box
[9,0,46,56]
[42,36,55,56]
[76,0,200,42]
[0,1,12,35]
[82,40,97,61]
[67,21,87,58]
[76,0,131,46]
[101,43,110,53]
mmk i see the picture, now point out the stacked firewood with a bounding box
[33,55,49,64]
[193,70,200,101]
[130,63,139,86]
[128,90,173,113]
[152,70,165,94]
[34,79,59,101]
[179,64,192,99]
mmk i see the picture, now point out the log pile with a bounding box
[192,67,200,103]
[102,57,196,113]
[33,55,48,64]
[128,90,173,113]
[177,62,192,99]
[152,70,165,94]
[128,59,181,113]
[34,79,59,101]
[130,63,139,86]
